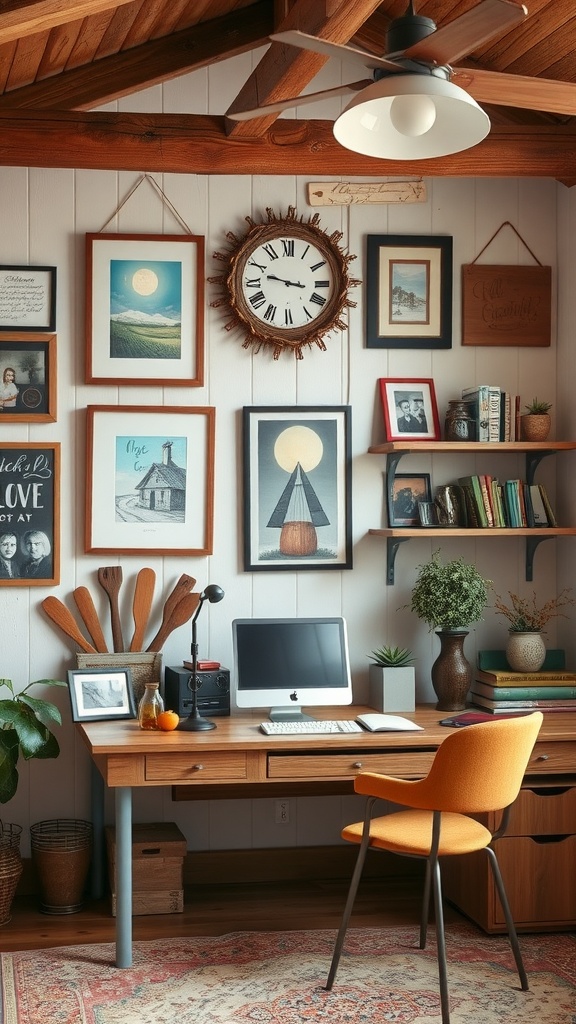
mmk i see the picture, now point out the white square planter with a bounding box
[368,665,416,713]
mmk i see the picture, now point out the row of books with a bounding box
[461,385,520,442]
[470,665,576,713]
[457,475,556,528]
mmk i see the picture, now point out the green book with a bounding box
[472,680,576,700]
[477,649,566,671]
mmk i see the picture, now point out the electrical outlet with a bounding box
[275,799,290,824]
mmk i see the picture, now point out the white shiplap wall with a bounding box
[0,52,563,854]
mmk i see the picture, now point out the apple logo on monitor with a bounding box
[290,691,298,702]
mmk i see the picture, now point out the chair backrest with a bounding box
[414,712,543,814]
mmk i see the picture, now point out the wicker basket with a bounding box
[0,822,23,926]
[30,819,92,914]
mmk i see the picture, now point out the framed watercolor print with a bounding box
[378,378,441,441]
[85,405,215,555]
[243,406,352,571]
[0,266,56,332]
[85,233,205,386]
[366,234,452,349]
[67,667,137,722]
[0,442,60,586]
[0,334,56,422]
[387,473,432,527]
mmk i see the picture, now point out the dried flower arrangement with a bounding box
[494,589,575,632]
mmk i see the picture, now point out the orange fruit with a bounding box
[157,710,180,731]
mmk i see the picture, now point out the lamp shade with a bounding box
[333,74,490,160]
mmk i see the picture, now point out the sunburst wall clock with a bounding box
[210,207,359,360]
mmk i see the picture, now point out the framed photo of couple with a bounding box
[378,378,441,441]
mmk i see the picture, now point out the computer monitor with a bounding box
[232,617,353,721]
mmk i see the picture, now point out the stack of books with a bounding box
[457,474,556,528]
[470,666,576,713]
[461,385,516,442]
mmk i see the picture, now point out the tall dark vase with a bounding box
[431,630,472,711]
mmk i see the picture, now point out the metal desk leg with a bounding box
[90,762,105,899]
[115,786,133,968]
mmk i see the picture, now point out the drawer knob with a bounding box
[352,762,363,769]
[192,763,204,772]
[536,754,549,761]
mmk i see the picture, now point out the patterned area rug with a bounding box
[1,923,574,1023]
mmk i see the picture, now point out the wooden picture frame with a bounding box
[0,265,56,332]
[366,234,452,349]
[243,405,352,571]
[0,334,56,422]
[85,405,215,555]
[387,473,432,527]
[67,667,137,722]
[85,233,205,386]
[0,442,60,586]
[378,378,441,441]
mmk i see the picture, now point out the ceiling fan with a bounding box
[227,0,576,159]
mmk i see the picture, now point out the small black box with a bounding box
[164,666,230,717]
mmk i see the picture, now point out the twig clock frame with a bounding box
[210,207,359,360]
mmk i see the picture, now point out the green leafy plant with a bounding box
[494,589,575,632]
[368,645,414,667]
[524,397,552,414]
[409,550,492,631]
[0,678,67,803]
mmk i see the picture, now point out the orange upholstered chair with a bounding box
[326,712,543,1024]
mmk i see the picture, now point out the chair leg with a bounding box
[325,837,370,990]
[432,859,451,1024]
[485,846,529,991]
[419,858,433,949]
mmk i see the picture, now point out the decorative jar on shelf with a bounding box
[444,400,475,442]
[505,631,546,672]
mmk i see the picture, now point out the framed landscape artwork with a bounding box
[85,233,204,386]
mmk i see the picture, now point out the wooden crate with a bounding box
[105,822,186,916]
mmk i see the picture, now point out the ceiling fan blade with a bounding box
[453,67,576,116]
[405,0,527,67]
[226,80,372,121]
[270,30,401,74]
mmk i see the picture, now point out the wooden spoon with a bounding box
[73,586,108,653]
[129,567,156,652]
[145,573,196,651]
[146,591,200,652]
[97,566,124,653]
[41,596,97,654]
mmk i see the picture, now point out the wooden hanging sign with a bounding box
[462,264,551,347]
[307,180,426,206]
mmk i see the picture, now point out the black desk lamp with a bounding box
[177,584,224,732]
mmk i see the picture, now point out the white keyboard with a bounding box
[260,719,363,735]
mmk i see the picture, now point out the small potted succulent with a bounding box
[520,398,552,441]
[367,644,416,713]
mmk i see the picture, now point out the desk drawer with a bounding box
[267,750,436,781]
[527,741,576,774]
[145,752,247,782]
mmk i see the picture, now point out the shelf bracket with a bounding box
[386,536,410,585]
[525,450,554,486]
[525,535,554,581]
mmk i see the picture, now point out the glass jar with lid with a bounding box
[138,682,164,730]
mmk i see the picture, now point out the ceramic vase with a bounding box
[505,631,546,672]
[431,630,472,711]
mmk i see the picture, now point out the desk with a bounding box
[78,705,576,966]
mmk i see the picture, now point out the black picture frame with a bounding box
[366,234,452,349]
[67,667,137,722]
[243,405,352,571]
[0,266,57,332]
[387,473,432,527]
[0,442,60,586]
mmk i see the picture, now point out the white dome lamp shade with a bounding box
[333,74,490,160]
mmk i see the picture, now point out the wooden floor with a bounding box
[0,877,466,952]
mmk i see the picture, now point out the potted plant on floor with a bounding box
[520,398,552,441]
[409,551,492,711]
[494,589,575,671]
[368,645,415,713]
[0,677,66,924]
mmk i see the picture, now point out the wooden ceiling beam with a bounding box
[225,0,385,138]
[0,2,273,109]
[0,110,574,182]
[0,0,137,46]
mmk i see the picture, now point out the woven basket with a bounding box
[0,823,23,926]
[31,819,92,914]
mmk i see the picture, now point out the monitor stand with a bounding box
[269,706,315,723]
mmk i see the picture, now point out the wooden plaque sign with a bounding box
[462,264,551,347]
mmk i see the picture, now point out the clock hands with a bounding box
[266,274,305,289]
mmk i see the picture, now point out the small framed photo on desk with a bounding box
[67,667,137,722]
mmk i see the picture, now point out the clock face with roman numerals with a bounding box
[211,209,358,359]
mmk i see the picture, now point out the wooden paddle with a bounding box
[97,566,124,653]
[41,596,97,654]
[145,572,196,652]
[129,567,156,652]
[146,591,200,652]
[73,586,108,653]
